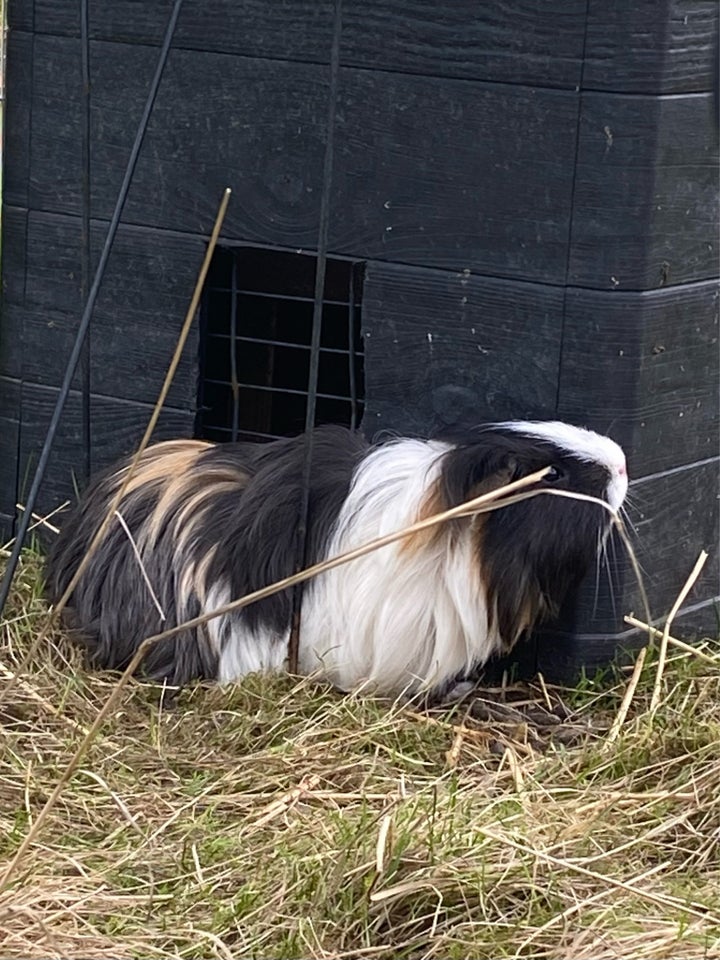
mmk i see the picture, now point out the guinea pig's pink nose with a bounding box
[616,462,627,477]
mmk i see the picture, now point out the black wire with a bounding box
[288,0,343,663]
[80,0,91,484]
[230,256,240,442]
[302,1,343,443]
[0,0,185,618]
[714,30,719,131]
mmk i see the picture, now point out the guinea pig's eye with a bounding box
[544,465,565,483]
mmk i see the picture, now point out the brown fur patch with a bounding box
[118,441,212,497]
[399,481,448,555]
[401,467,518,557]
[193,544,219,608]
[146,460,249,547]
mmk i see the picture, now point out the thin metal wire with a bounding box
[80,0,91,484]
[207,287,354,308]
[0,0,6,132]
[205,425,278,442]
[203,379,356,404]
[348,263,358,430]
[207,331,352,356]
[302,0,343,448]
[288,0,343,674]
[229,255,240,441]
[0,0,185,619]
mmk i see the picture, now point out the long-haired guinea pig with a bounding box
[46,421,628,699]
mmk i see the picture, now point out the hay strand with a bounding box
[606,645,648,746]
[113,510,166,622]
[650,550,709,714]
[623,615,719,664]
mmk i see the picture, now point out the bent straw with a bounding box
[606,552,709,744]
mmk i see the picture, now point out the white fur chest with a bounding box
[297,441,502,696]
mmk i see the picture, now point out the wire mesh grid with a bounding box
[196,247,365,445]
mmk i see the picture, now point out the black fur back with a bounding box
[46,426,368,685]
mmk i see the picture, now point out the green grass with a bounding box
[1,549,720,958]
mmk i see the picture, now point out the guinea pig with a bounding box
[45,420,628,700]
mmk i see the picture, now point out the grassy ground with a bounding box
[1,549,719,959]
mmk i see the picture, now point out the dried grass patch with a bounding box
[1,549,719,959]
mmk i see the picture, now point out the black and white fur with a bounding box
[46,421,628,699]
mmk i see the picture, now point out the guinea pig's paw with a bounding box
[441,680,478,704]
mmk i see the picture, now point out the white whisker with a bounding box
[592,527,602,618]
[604,536,617,619]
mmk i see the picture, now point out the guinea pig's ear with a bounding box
[439,440,519,508]
[504,454,520,482]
